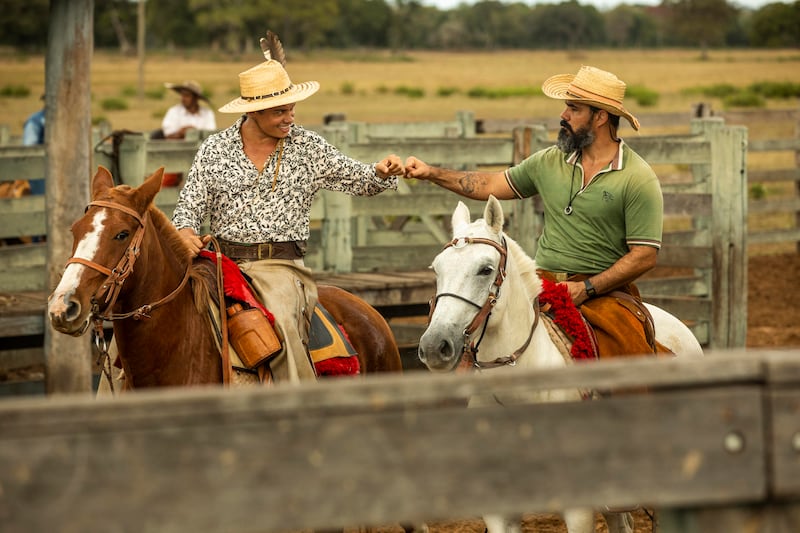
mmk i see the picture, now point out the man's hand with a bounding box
[375,154,404,178]
[178,228,211,257]
[404,156,432,181]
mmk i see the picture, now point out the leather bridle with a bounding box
[428,236,540,370]
[66,200,191,324]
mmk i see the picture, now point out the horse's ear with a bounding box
[137,167,164,208]
[451,201,471,236]
[484,195,504,235]
[91,166,114,200]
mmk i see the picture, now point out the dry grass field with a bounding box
[1,47,799,137]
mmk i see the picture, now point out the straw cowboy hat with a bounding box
[164,80,209,102]
[542,66,640,131]
[219,60,319,114]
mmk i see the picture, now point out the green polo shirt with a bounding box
[505,142,663,274]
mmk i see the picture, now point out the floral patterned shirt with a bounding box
[172,115,397,242]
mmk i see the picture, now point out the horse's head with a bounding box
[48,166,164,336]
[418,196,503,371]
[419,196,543,372]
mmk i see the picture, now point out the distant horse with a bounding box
[418,196,703,533]
[48,166,403,389]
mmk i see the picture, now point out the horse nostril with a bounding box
[65,300,81,321]
[439,339,453,359]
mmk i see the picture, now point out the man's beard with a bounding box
[557,120,595,153]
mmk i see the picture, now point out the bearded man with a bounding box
[404,66,667,358]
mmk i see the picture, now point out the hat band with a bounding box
[566,86,623,107]
[241,84,294,101]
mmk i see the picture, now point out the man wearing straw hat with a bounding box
[173,40,403,384]
[160,80,217,139]
[405,65,667,358]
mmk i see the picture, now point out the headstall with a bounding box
[65,200,191,324]
[429,236,539,370]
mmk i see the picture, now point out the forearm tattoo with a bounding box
[457,172,481,195]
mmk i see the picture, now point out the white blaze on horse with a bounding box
[418,195,703,533]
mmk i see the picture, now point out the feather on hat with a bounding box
[219,30,318,114]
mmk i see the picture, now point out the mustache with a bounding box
[559,120,574,133]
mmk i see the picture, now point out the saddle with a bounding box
[194,252,359,382]
[538,276,671,363]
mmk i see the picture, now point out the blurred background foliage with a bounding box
[1,0,798,53]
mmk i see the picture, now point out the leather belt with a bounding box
[537,270,582,282]
[217,238,306,261]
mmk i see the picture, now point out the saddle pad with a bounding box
[197,249,274,324]
[309,305,360,376]
[539,278,598,361]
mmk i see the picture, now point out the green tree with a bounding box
[528,1,606,49]
[662,0,738,50]
[147,0,207,49]
[604,5,660,48]
[0,0,50,50]
[747,1,800,47]
[325,0,393,48]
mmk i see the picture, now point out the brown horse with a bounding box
[47,166,403,389]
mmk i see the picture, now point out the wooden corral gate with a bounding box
[0,113,747,366]
[1,349,799,532]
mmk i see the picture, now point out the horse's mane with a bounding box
[147,204,213,313]
[502,232,543,299]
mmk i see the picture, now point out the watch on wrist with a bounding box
[584,278,597,298]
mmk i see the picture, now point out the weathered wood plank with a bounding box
[0,145,46,178]
[0,357,768,533]
[660,503,800,533]
[749,196,800,214]
[748,168,800,183]
[0,196,45,238]
[769,389,800,497]
[749,227,800,245]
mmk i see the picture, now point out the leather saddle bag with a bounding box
[226,303,282,368]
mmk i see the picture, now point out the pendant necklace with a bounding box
[563,151,582,216]
[254,137,285,202]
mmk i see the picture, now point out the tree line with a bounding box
[3,0,798,52]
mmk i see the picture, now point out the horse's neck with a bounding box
[112,218,221,387]
[477,269,568,372]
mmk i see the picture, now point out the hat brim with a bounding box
[542,73,640,131]
[218,81,320,114]
[165,82,208,102]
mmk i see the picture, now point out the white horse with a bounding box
[418,196,704,533]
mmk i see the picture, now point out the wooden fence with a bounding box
[1,349,799,532]
[0,113,751,358]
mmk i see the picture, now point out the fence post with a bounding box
[319,124,353,272]
[795,105,800,253]
[691,118,748,349]
[507,125,547,256]
[456,110,475,138]
[117,132,148,186]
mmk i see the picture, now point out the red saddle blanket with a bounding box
[198,250,360,376]
[539,278,597,361]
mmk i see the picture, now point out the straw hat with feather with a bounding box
[219,30,319,114]
[541,66,640,131]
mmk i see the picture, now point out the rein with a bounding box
[68,199,232,390]
[429,236,540,370]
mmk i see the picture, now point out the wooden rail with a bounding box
[1,349,799,532]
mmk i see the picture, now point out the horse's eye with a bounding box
[478,265,494,276]
[114,230,129,241]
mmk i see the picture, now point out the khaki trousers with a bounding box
[239,258,318,383]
